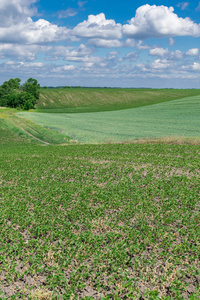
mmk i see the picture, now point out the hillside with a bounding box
[37,88,200,113]
[0,108,70,145]
[19,95,200,143]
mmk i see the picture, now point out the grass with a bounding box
[37,88,200,113]
[18,95,200,143]
[0,108,70,145]
[0,138,200,299]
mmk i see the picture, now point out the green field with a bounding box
[19,95,200,143]
[38,88,200,113]
[1,136,200,299]
[0,89,200,299]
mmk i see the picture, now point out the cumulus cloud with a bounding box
[52,65,76,72]
[0,43,51,60]
[149,47,169,57]
[0,0,70,44]
[122,51,139,62]
[151,59,174,70]
[181,62,200,71]
[192,62,200,70]
[72,13,122,39]
[168,50,183,60]
[0,18,70,44]
[123,5,200,39]
[88,38,122,48]
[20,62,44,68]
[124,39,136,47]
[186,48,199,56]
[136,59,177,74]
[0,0,37,27]
[136,40,150,49]
[51,44,102,63]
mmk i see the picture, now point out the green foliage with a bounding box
[22,78,40,100]
[0,77,40,110]
[17,92,36,110]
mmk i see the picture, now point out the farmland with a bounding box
[19,95,200,143]
[38,88,200,113]
[0,88,200,299]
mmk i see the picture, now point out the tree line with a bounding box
[0,78,40,110]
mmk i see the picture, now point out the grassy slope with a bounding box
[37,88,200,113]
[0,108,70,145]
[0,136,200,299]
[19,95,200,143]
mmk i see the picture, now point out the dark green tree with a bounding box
[0,77,39,110]
[17,92,36,110]
[22,78,40,99]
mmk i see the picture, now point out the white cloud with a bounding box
[20,62,44,67]
[72,13,122,39]
[0,0,70,44]
[169,38,175,46]
[0,43,51,60]
[124,39,136,47]
[0,18,70,44]
[186,48,199,56]
[123,51,139,61]
[136,40,150,49]
[78,1,87,8]
[58,8,78,19]
[123,5,200,39]
[151,59,173,70]
[196,2,200,11]
[168,50,183,60]
[177,2,189,10]
[52,44,102,64]
[192,62,200,70]
[0,0,37,27]
[149,47,169,57]
[181,62,200,71]
[52,65,76,72]
[88,38,122,48]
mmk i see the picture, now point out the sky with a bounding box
[0,0,200,88]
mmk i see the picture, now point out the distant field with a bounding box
[37,88,200,113]
[19,95,200,143]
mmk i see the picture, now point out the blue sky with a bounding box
[0,0,200,88]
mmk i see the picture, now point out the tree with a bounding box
[22,78,40,100]
[17,92,36,110]
[0,77,40,110]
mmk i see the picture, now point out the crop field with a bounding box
[38,88,200,113]
[1,89,200,299]
[0,137,200,299]
[19,95,200,143]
